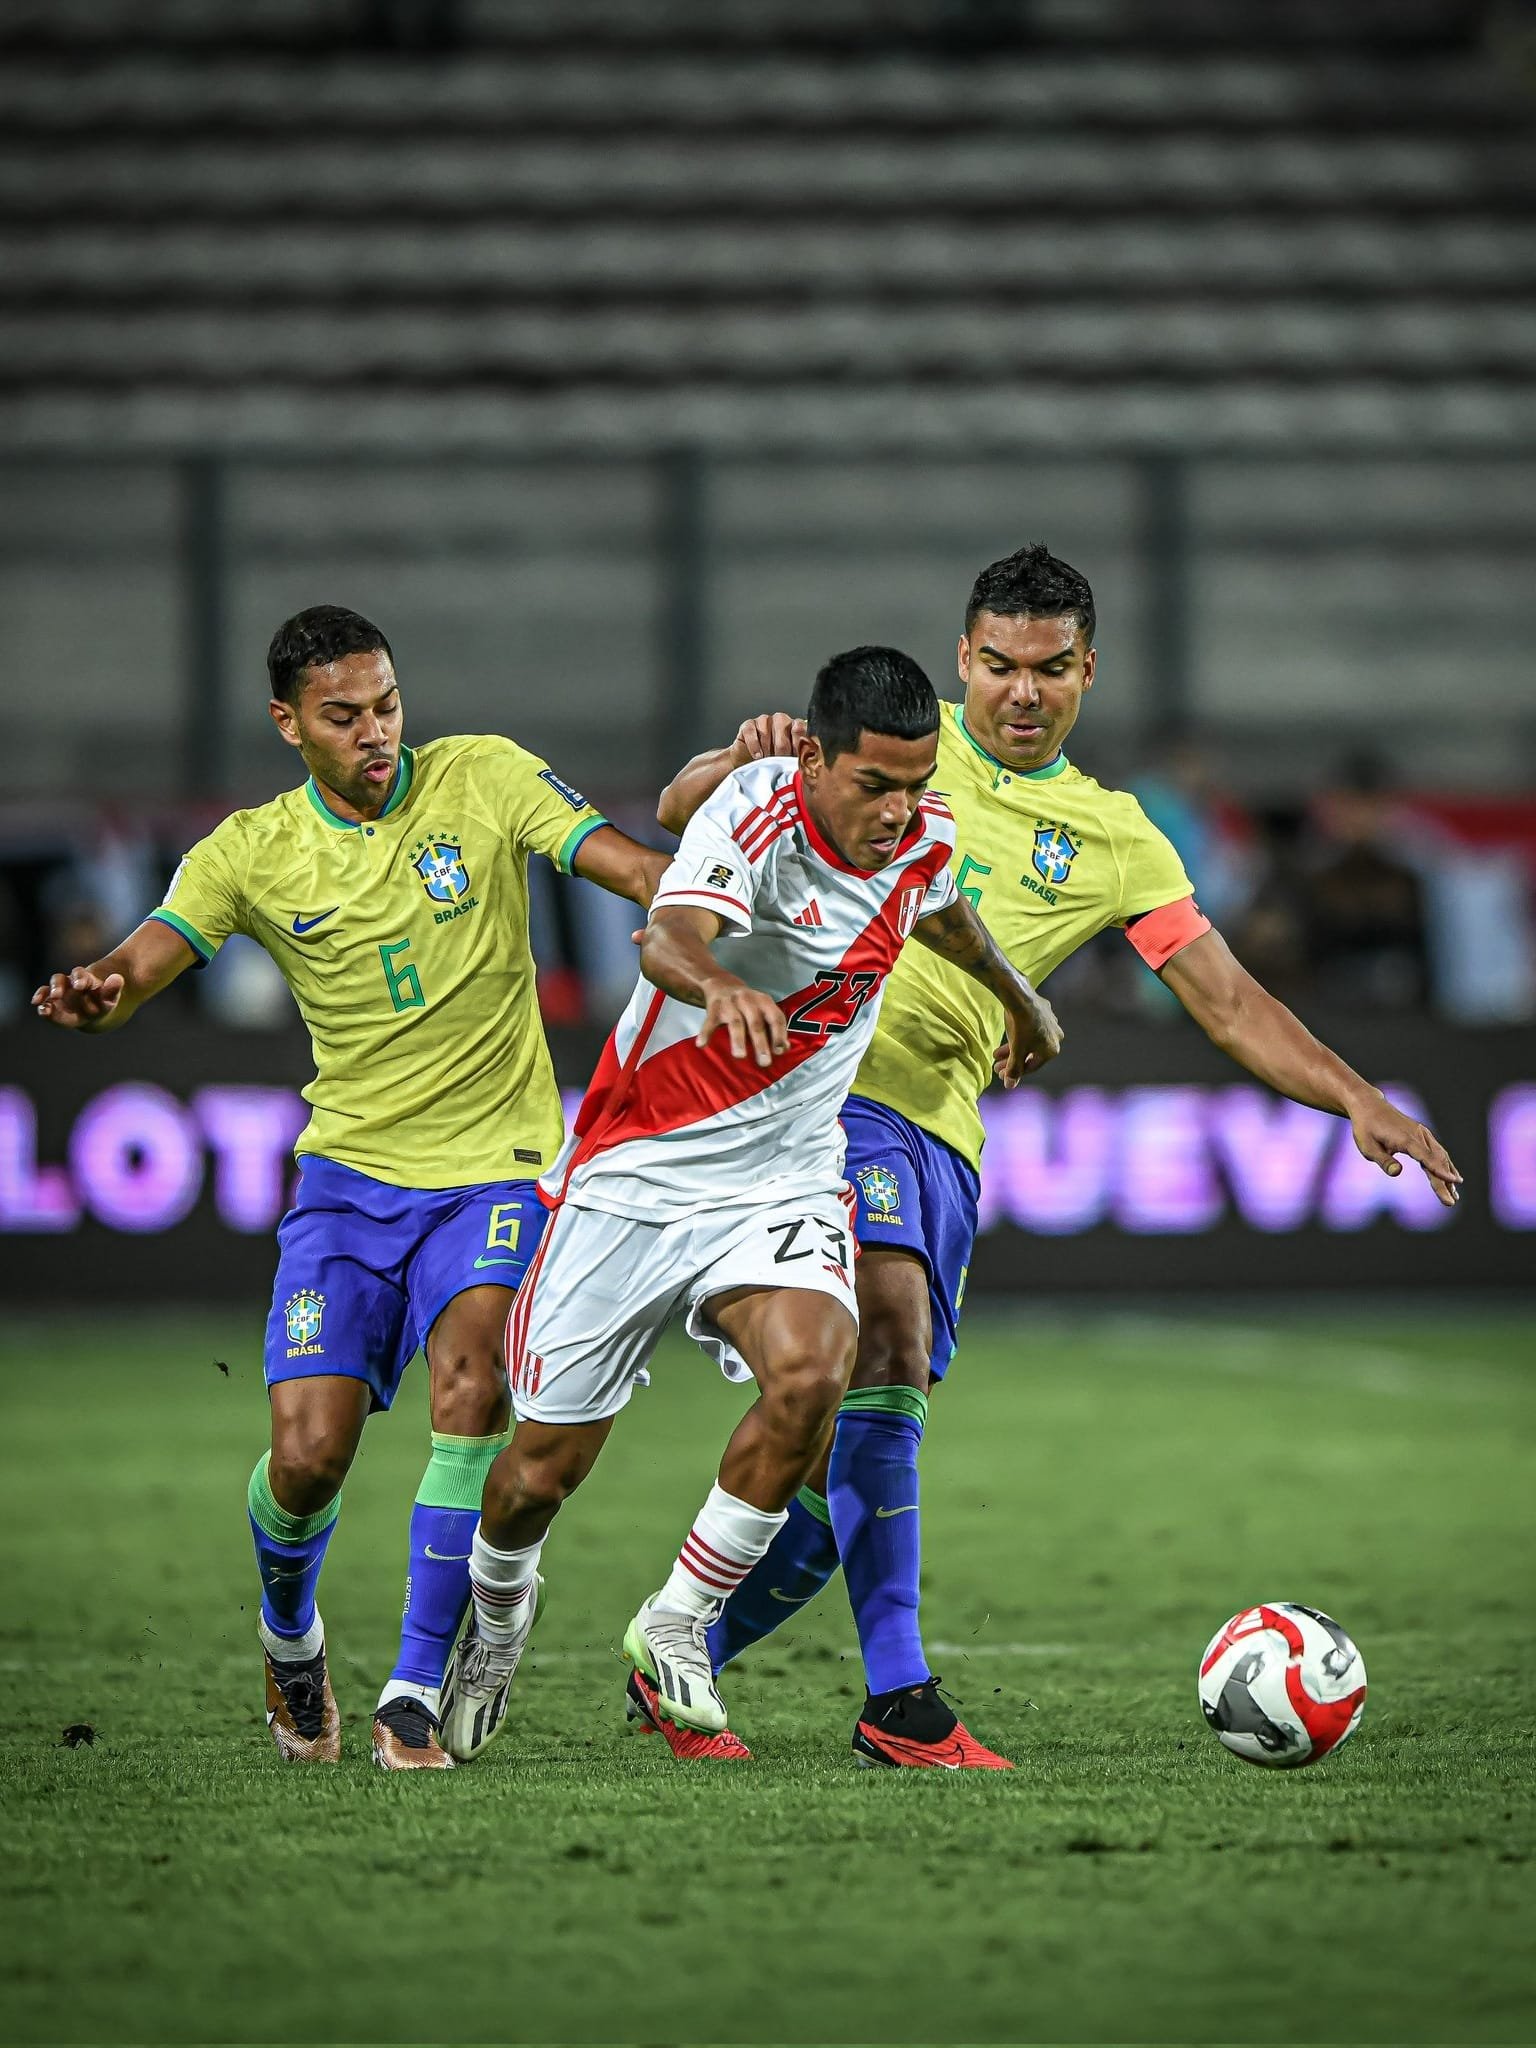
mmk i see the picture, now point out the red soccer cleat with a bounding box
[625,1667,753,1761]
[851,1677,1014,1770]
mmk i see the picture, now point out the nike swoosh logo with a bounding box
[264,1566,314,1581]
[768,1588,804,1604]
[875,1504,919,1518]
[423,1545,472,1563]
[473,1256,520,1271]
[291,907,340,934]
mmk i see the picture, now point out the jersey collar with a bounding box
[951,702,1069,787]
[305,745,415,829]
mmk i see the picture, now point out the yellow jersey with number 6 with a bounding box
[851,701,1197,1169]
[151,734,607,1189]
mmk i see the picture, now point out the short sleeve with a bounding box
[649,776,766,935]
[149,817,248,964]
[1115,805,1210,968]
[489,741,609,874]
[922,861,958,917]
[1115,806,1198,924]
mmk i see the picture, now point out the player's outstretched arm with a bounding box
[912,896,1063,1086]
[639,905,789,1068]
[31,917,199,1034]
[568,824,672,909]
[656,715,805,835]
[1159,927,1462,1207]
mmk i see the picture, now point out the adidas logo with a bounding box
[792,899,824,927]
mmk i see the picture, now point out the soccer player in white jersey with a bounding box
[436,647,1062,1761]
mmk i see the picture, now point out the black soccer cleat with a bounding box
[263,1640,341,1763]
[372,1694,454,1771]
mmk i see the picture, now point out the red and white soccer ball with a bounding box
[1198,1602,1367,1769]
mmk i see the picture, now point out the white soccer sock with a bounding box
[655,1483,788,1620]
[376,1678,441,1718]
[469,1525,545,1647]
[259,1610,324,1665]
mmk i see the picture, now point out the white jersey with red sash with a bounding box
[542,758,959,1224]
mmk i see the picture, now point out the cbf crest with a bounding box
[856,1164,902,1216]
[411,835,470,905]
[1032,822,1081,888]
[284,1290,326,1354]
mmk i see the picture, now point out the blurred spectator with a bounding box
[1129,734,1254,930]
[0,873,26,1023]
[1227,806,1315,1005]
[1304,755,1431,1012]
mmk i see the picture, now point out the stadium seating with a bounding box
[2,0,1532,449]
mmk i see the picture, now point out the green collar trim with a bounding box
[305,745,415,829]
[952,704,1068,782]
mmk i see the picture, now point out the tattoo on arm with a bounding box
[914,898,1020,1000]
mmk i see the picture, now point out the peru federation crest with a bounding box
[856,1165,902,1215]
[411,837,470,905]
[1031,822,1081,888]
[284,1291,325,1348]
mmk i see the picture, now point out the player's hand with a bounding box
[1348,1093,1462,1207]
[728,714,805,767]
[31,967,125,1029]
[995,991,1063,1086]
[698,977,789,1067]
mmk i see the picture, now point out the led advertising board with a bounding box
[2,1021,1530,1298]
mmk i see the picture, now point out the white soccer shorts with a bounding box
[506,1189,859,1426]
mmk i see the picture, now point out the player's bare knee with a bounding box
[487,1439,579,1526]
[852,1307,929,1393]
[763,1354,849,1454]
[430,1343,511,1437]
[268,1432,353,1515]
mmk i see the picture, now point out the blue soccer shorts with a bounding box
[840,1093,979,1382]
[263,1156,549,1411]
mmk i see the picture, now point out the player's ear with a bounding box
[1081,646,1096,692]
[269,697,303,749]
[957,633,971,683]
[798,731,824,778]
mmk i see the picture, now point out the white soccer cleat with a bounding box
[622,1596,728,1734]
[439,1573,544,1762]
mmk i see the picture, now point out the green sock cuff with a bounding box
[796,1485,832,1526]
[415,1430,511,1511]
[247,1453,340,1544]
[840,1384,929,1431]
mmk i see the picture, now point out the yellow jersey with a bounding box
[151,734,608,1189]
[853,701,1197,1169]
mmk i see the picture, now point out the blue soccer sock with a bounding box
[828,1386,931,1697]
[385,1430,510,1708]
[706,1486,842,1673]
[247,1451,340,1649]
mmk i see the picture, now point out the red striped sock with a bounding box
[469,1526,544,1647]
[657,1483,788,1620]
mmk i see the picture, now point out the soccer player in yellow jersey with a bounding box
[32,605,670,1770]
[661,543,1460,1769]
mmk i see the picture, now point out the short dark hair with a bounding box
[965,542,1096,647]
[267,605,393,704]
[807,646,939,765]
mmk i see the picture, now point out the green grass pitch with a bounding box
[2,1306,1533,2045]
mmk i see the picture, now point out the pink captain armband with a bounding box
[1123,895,1212,970]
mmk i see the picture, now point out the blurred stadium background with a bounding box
[3,0,1534,1301]
[4,10,1535,2045]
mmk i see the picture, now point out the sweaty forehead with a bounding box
[846,728,940,780]
[301,649,397,703]
[970,612,1083,664]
